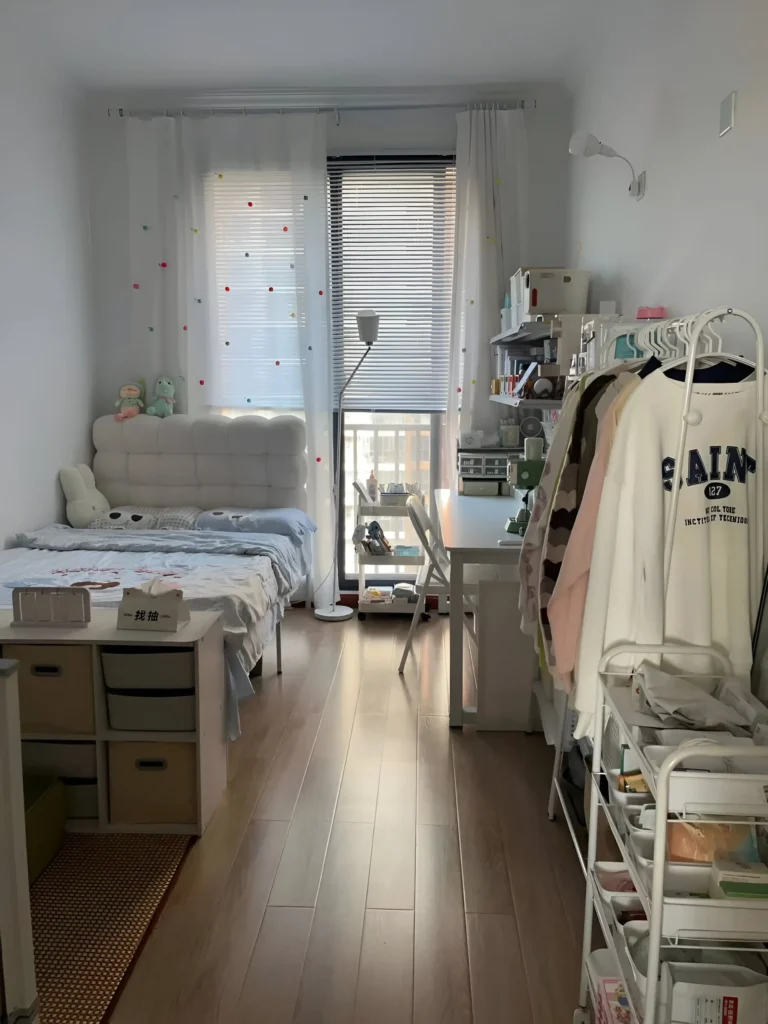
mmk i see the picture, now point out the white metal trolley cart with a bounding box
[354,499,426,620]
[572,307,768,1024]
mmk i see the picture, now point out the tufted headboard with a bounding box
[92,414,308,511]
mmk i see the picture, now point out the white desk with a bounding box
[434,489,525,727]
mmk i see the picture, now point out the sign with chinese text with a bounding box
[117,588,190,632]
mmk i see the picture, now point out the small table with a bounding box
[434,489,525,727]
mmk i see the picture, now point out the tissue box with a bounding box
[117,587,190,632]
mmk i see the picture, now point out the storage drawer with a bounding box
[101,647,196,732]
[463,480,500,497]
[109,742,197,825]
[22,740,99,819]
[5,644,94,735]
[24,776,67,884]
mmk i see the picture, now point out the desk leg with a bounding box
[449,553,464,727]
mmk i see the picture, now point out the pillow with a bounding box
[197,507,316,539]
[153,507,202,530]
[89,506,201,530]
[89,507,158,530]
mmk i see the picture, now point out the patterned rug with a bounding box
[30,833,191,1024]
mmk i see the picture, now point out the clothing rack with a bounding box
[536,306,768,1022]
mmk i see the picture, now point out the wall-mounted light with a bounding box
[568,131,646,201]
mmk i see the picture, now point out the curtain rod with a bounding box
[107,99,534,119]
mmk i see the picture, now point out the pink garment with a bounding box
[547,413,612,692]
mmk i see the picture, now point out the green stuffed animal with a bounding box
[146,376,176,418]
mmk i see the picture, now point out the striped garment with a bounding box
[537,374,622,667]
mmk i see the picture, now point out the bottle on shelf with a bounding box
[366,470,379,504]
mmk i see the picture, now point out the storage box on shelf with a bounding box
[567,653,768,1024]
[510,267,589,333]
[1,610,227,836]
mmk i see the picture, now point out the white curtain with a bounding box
[125,114,335,609]
[445,108,528,470]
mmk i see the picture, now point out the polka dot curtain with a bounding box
[126,116,209,414]
[125,112,335,608]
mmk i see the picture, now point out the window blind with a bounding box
[328,156,456,412]
[206,169,306,410]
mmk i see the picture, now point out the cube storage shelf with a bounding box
[0,610,227,837]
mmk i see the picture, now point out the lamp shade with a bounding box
[356,309,379,346]
[569,131,602,158]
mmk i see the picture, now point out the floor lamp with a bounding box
[314,310,380,622]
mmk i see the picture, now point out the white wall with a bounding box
[568,0,768,340]
[87,85,571,409]
[0,19,94,540]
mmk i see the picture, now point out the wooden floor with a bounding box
[111,610,584,1024]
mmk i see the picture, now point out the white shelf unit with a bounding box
[358,553,424,566]
[354,498,427,620]
[567,663,768,1024]
[0,610,227,837]
[489,395,562,409]
[489,323,552,346]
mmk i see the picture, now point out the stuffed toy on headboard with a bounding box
[59,464,110,528]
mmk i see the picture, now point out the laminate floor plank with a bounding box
[366,666,419,908]
[417,715,457,827]
[367,820,417,911]
[487,734,582,1024]
[466,912,533,1024]
[382,671,419,763]
[452,731,514,914]
[528,736,587,946]
[292,821,374,1024]
[413,824,472,1024]
[252,712,324,821]
[354,910,414,1024]
[414,620,449,716]
[335,712,387,822]
[269,641,364,907]
[236,907,314,1024]
[170,819,290,1023]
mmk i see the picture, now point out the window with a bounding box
[328,156,457,412]
[329,156,456,585]
[342,411,436,581]
[205,169,310,411]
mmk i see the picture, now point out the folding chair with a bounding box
[398,495,478,674]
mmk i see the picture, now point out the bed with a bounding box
[0,413,310,737]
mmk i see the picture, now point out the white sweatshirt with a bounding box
[574,370,763,737]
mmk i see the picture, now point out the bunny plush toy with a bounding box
[59,465,110,528]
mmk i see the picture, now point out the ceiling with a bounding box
[8,0,604,92]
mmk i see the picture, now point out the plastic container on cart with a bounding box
[606,687,768,817]
[595,861,638,905]
[629,832,711,895]
[606,767,654,809]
